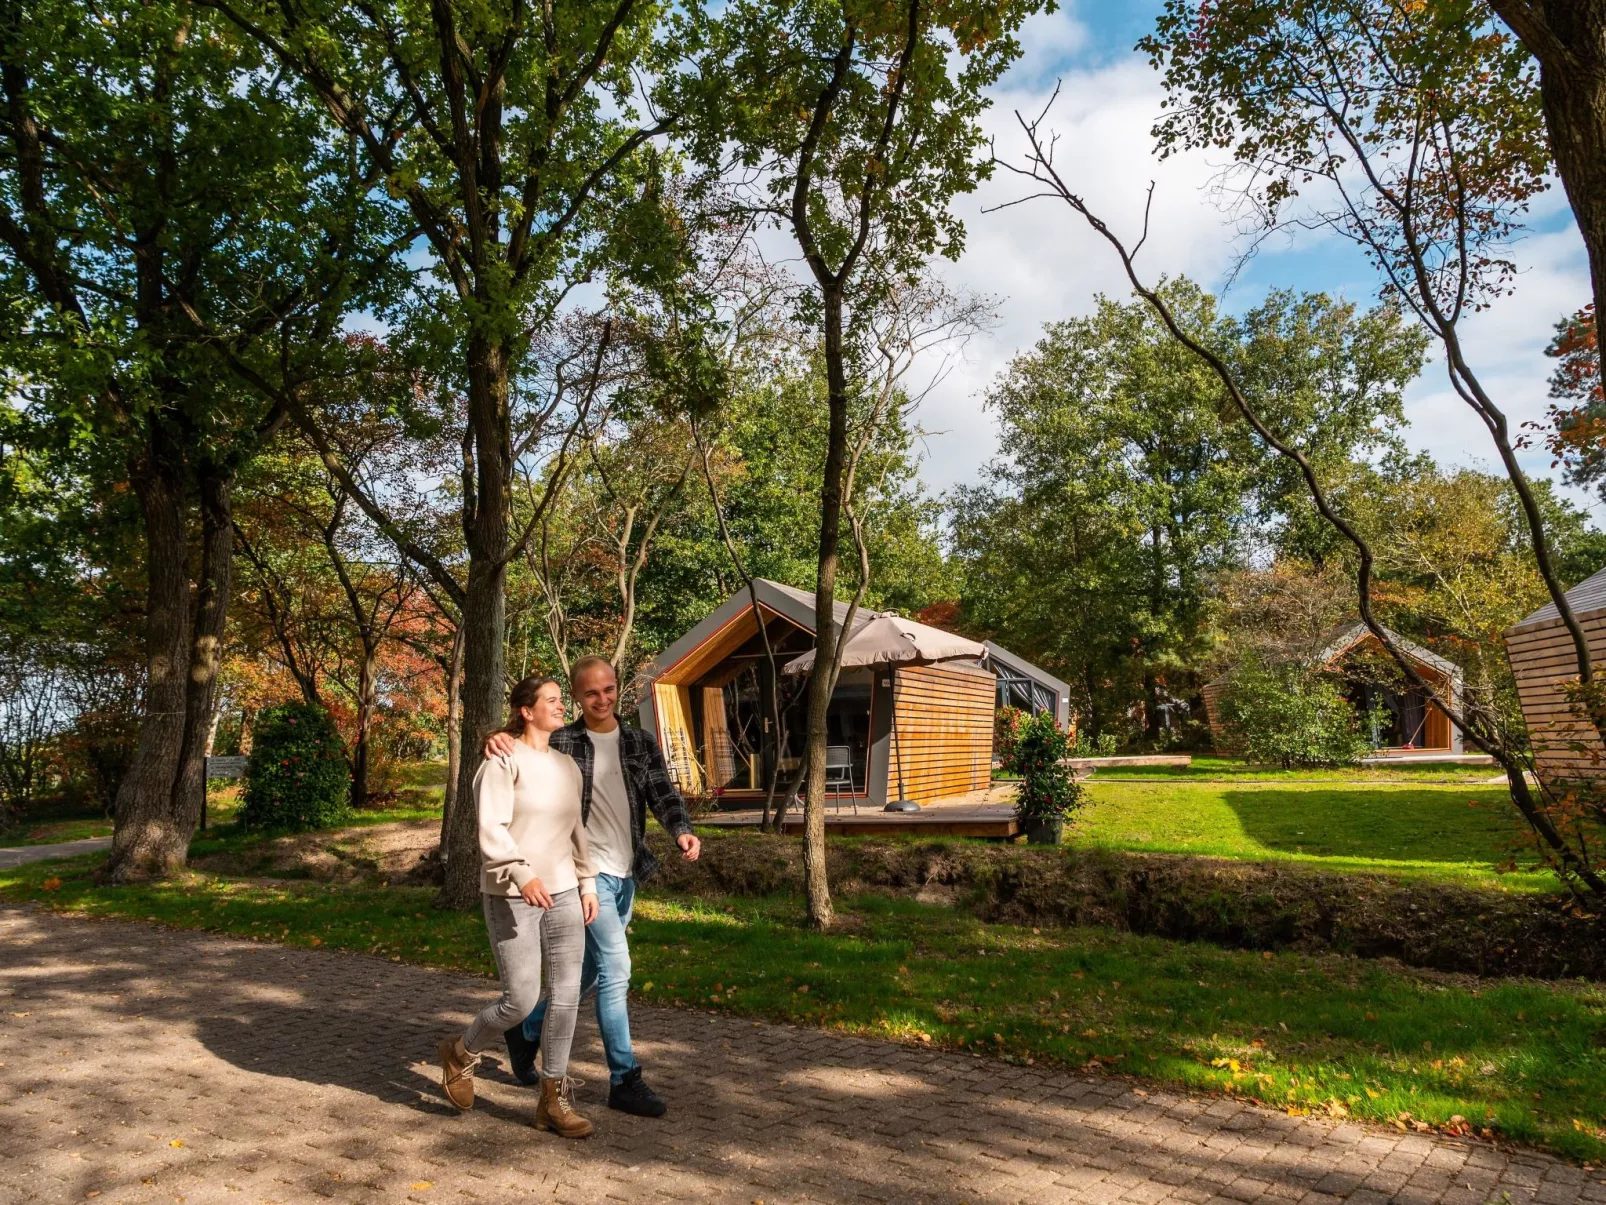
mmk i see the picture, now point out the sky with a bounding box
[907,0,1602,518]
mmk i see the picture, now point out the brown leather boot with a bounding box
[534,1076,593,1139]
[439,1037,478,1111]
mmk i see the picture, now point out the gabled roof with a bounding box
[635,578,871,691]
[982,641,1070,695]
[1509,565,1606,634]
[1314,621,1461,680]
[1208,621,1461,687]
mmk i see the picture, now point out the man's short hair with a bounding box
[570,655,617,686]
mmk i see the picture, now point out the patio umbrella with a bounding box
[783,614,986,810]
[781,613,985,675]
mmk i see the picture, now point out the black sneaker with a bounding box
[503,1024,540,1086]
[607,1067,667,1117]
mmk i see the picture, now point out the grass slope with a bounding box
[3,854,1602,1163]
[1076,780,1552,890]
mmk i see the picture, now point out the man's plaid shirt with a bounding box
[549,718,693,884]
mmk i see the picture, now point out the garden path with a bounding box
[0,836,112,869]
[1,905,1601,1205]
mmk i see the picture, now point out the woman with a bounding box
[438,675,600,1138]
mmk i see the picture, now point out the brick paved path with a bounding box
[2,907,1601,1205]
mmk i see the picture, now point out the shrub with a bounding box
[1013,711,1085,824]
[1218,657,1378,769]
[242,703,351,831]
[994,706,1027,774]
[1070,730,1119,758]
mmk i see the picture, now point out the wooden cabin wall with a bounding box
[884,664,994,803]
[1505,610,1606,785]
[653,683,706,794]
[1422,699,1452,751]
[701,686,740,789]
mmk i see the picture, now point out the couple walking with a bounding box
[437,655,701,1137]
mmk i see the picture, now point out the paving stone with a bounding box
[2,905,1603,1205]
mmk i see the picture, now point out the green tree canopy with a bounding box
[954,280,1426,743]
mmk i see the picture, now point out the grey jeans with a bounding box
[463,890,585,1078]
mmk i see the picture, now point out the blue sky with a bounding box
[913,0,1603,519]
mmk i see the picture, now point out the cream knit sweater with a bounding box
[473,741,596,899]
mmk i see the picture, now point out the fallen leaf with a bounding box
[169,1139,184,1148]
[410,1182,432,1191]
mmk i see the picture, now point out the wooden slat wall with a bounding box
[701,687,737,788]
[885,664,994,803]
[1505,609,1606,784]
[653,683,706,794]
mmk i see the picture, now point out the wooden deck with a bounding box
[697,784,1021,839]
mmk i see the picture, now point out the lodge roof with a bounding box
[1207,620,1461,687]
[1508,565,1606,634]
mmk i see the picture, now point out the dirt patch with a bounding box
[192,821,440,885]
[191,820,1605,981]
[648,831,1606,982]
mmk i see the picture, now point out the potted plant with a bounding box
[1012,711,1084,845]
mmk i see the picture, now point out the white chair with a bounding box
[824,744,857,814]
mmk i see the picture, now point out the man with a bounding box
[483,655,700,1118]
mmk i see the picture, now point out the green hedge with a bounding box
[242,703,351,831]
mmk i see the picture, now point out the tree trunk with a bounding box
[438,338,512,910]
[1539,4,1606,371]
[103,455,232,882]
[440,623,465,845]
[352,645,376,809]
[1487,2,1606,384]
[172,468,233,844]
[802,289,849,931]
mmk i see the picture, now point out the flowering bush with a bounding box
[1012,710,1085,824]
[242,703,351,830]
[994,706,1027,774]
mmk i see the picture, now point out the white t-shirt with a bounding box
[585,725,634,879]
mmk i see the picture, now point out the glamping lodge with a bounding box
[1203,621,1464,756]
[983,641,1072,728]
[1505,566,1606,787]
[634,580,1063,810]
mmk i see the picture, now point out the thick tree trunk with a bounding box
[103,456,232,882]
[1488,2,1606,383]
[440,623,464,841]
[173,469,232,842]
[802,289,849,931]
[439,339,512,910]
[1538,6,1606,369]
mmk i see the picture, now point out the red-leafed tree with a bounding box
[1544,304,1606,495]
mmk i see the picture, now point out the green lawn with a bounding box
[1087,755,1502,783]
[1075,778,1553,890]
[3,854,1602,1163]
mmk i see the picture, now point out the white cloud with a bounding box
[910,22,1601,526]
[915,52,1255,491]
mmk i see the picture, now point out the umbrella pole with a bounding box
[885,666,920,812]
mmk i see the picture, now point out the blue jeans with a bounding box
[522,872,638,1085]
